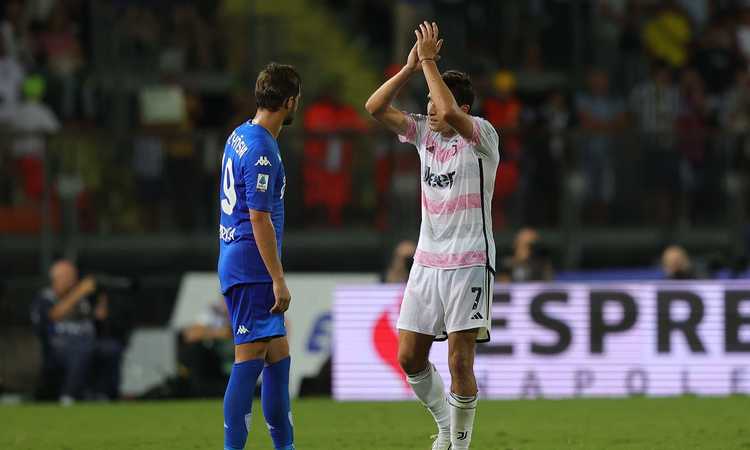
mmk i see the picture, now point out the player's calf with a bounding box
[447,350,477,396]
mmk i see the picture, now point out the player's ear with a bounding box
[283,97,293,111]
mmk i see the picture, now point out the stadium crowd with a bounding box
[1,0,750,234]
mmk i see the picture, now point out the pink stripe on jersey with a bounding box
[422,193,482,215]
[469,118,482,145]
[414,249,487,268]
[431,140,471,163]
[398,114,417,144]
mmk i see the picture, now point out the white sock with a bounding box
[407,363,450,435]
[449,392,477,449]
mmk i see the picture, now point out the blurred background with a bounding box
[1,0,749,403]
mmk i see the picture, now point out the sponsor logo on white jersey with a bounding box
[256,174,269,192]
[424,166,456,189]
[219,224,236,243]
[255,156,272,167]
[237,325,249,335]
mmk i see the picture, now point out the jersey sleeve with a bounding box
[242,140,279,213]
[469,116,500,161]
[398,113,428,147]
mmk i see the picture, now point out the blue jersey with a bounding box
[218,121,286,293]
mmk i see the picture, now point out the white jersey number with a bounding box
[221,155,236,215]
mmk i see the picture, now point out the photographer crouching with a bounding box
[30,259,130,404]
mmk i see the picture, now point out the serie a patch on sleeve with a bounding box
[256,173,269,192]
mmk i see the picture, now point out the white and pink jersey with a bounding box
[399,113,500,272]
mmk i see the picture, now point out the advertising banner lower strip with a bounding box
[332,282,750,400]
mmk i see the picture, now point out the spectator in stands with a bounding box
[661,245,694,279]
[525,89,569,226]
[383,240,416,283]
[1,0,34,67]
[693,19,740,95]
[676,68,711,221]
[0,37,24,126]
[737,8,750,68]
[165,3,215,72]
[500,228,554,282]
[592,0,628,72]
[132,133,165,231]
[30,259,105,404]
[375,65,421,230]
[482,70,521,228]
[576,68,627,223]
[37,2,84,119]
[303,84,368,226]
[10,75,60,203]
[629,61,681,224]
[721,69,750,134]
[177,298,232,397]
[617,0,649,91]
[119,4,161,69]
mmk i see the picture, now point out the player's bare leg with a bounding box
[265,335,290,364]
[399,330,451,449]
[398,330,433,373]
[235,340,270,363]
[447,329,479,449]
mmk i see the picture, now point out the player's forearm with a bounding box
[49,285,87,322]
[421,60,459,118]
[251,215,285,282]
[365,67,413,116]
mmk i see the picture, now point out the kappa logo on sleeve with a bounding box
[256,174,269,192]
[255,156,272,167]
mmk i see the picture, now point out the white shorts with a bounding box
[397,264,493,342]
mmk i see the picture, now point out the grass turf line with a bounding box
[1,397,748,449]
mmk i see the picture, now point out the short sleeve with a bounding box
[242,140,278,213]
[398,113,428,146]
[470,117,500,161]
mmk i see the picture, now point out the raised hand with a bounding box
[405,42,420,73]
[415,21,444,63]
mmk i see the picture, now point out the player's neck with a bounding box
[251,110,284,139]
[439,129,457,139]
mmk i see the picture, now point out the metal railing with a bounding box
[0,127,747,271]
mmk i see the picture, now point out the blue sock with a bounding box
[224,358,265,450]
[262,356,294,450]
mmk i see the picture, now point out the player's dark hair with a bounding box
[255,63,302,111]
[442,70,474,110]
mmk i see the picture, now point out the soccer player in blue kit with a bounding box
[218,63,301,450]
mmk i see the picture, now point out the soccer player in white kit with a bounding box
[365,22,499,450]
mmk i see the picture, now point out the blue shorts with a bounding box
[223,283,286,345]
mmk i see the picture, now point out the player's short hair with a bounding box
[255,63,302,111]
[442,70,474,110]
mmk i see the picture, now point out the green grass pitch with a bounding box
[1,397,748,449]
